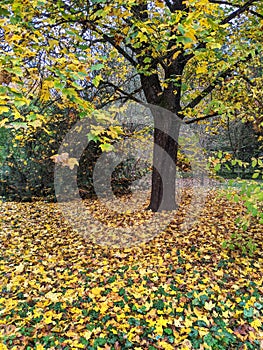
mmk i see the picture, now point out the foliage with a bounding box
[1,0,262,122]
[204,121,262,179]
[0,105,80,200]
[217,176,263,256]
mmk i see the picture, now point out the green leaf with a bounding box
[99,143,113,152]
[10,122,28,129]
[177,36,193,44]
[164,328,173,335]
[143,57,151,63]
[87,133,99,142]
[118,287,125,296]
[13,99,27,107]
[233,194,239,203]
[177,23,185,35]
[54,81,65,90]
[6,66,23,77]
[91,63,104,71]
[222,241,228,249]
[92,75,103,87]
[214,163,221,171]
[243,307,253,318]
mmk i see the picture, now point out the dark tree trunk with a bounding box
[147,107,181,212]
[139,58,185,212]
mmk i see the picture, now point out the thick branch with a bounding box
[184,112,219,124]
[86,24,138,67]
[164,0,186,11]
[183,67,232,111]
[240,75,257,86]
[220,0,260,24]
[209,0,263,19]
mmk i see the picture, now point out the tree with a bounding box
[0,0,262,210]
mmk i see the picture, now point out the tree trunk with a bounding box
[148,108,180,212]
[139,70,183,212]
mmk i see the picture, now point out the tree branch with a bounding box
[164,0,186,11]
[102,33,138,67]
[183,52,256,112]
[184,0,260,64]
[184,112,219,124]
[240,75,257,86]
[183,67,232,111]
[104,82,144,104]
[220,0,260,25]
[209,0,263,19]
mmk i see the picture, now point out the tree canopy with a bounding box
[1,0,262,124]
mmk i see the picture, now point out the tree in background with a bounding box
[0,0,262,210]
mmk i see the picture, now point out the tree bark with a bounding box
[147,107,180,211]
[139,57,185,212]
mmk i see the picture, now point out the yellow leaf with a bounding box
[67,157,79,170]
[208,42,222,49]
[251,318,261,329]
[83,331,92,340]
[180,339,193,349]
[204,301,215,311]
[90,287,102,296]
[45,291,62,303]
[222,310,229,318]
[176,307,184,313]
[15,134,24,141]
[196,65,208,74]
[29,119,42,129]
[185,263,192,270]
[214,270,223,277]
[15,263,24,274]
[159,341,174,350]
[100,143,113,152]
[33,309,43,318]
[0,344,8,350]
[184,318,193,327]
[156,315,168,327]
[36,345,45,350]
[0,118,8,127]
[137,31,148,43]
[172,51,181,60]
[43,316,54,325]
[66,330,77,337]
[71,342,85,349]
[155,325,163,335]
[198,327,209,337]
[174,318,182,327]
[0,106,9,114]
[248,331,257,341]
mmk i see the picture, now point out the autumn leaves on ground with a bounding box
[0,190,262,350]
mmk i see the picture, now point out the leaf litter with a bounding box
[0,190,262,349]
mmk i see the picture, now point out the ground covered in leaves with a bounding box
[0,191,262,350]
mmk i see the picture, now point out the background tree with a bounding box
[0,0,262,210]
